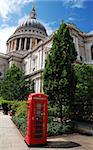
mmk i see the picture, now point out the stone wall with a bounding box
[0,54,8,79]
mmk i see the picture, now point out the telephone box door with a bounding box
[31,99,48,144]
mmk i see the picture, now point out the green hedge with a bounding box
[0,98,27,136]
[12,101,27,136]
[12,115,26,136]
[0,98,74,136]
[0,97,14,114]
[12,103,74,137]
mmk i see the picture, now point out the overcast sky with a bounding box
[0,0,93,54]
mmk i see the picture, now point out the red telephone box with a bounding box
[25,93,48,146]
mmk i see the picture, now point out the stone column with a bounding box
[18,38,22,50]
[9,41,11,51]
[8,42,11,52]
[10,41,13,51]
[12,40,15,50]
[30,38,32,49]
[7,43,9,53]
[75,36,80,60]
[14,39,17,50]
[35,39,37,46]
[24,38,27,50]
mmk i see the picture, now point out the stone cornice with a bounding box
[67,24,93,40]
[85,31,93,37]
[0,52,9,59]
[8,56,22,63]
[67,24,86,37]
[8,51,23,63]
[7,34,46,43]
[7,51,24,62]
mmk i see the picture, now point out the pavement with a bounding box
[0,110,93,150]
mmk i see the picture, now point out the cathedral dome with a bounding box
[7,5,47,53]
[19,19,47,34]
[14,6,47,36]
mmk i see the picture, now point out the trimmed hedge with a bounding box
[0,98,27,136]
[0,97,13,114]
[0,98,74,136]
[12,102,74,137]
[12,101,27,136]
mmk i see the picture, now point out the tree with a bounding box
[1,64,33,100]
[43,21,77,122]
[0,80,2,97]
[74,64,93,121]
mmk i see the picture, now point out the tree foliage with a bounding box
[74,64,93,121]
[1,64,33,100]
[43,21,77,122]
[0,80,2,97]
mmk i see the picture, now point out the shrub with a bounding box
[12,115,26,136]
[48,116,74,136]
[12,101,74,137]
[11,101,21,114]
[74,64,93,122]
[48,120,61,136]
[0,98,13,114]
[48,105,59,117]
[12,101,27,136]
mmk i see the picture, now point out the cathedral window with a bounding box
[26,38,30,50]
[21,38,25,50]
[23,62,27,74]
[80,56,83,62]
[37,39,41,44]
[32,55,37,71]
[16,39,20,50]
[45,51,49,59]
[91,45,93,60]
[33,58,36,71]
[0,71,2,76]
[33,79,36,92]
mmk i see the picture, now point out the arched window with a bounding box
[91,45,93,60]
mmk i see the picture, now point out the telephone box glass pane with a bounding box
[34,102,46,138]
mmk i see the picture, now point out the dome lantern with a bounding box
[29,4,37,19]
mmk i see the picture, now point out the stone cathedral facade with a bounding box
[0,6,93,92]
